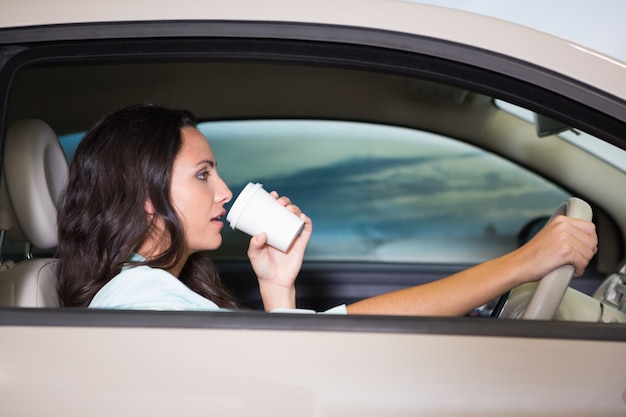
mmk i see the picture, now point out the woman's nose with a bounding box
[217,177,233,204]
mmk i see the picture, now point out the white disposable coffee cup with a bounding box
[226,182,305,252]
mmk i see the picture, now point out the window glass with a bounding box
[200,120,570,263]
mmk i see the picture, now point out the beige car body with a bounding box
[1,1,626,416]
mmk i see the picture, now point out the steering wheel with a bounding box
[494,197,593,320]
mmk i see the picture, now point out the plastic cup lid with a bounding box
[226,182,263,229]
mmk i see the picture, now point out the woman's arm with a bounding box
[347,215,597,316]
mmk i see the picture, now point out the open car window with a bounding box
[58,118,570,265]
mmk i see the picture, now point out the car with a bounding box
[1,0,626,416]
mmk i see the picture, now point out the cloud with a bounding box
[226,152,567,240]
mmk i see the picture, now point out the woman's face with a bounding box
[169,127,233,253]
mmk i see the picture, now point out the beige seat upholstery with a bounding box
[0,119,68,307]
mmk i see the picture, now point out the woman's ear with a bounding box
[144,198,156,216]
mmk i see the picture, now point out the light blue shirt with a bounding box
[89,254,347,314]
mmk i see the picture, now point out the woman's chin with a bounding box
[205,237,223,251]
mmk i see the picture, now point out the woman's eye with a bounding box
[197,171,209,180]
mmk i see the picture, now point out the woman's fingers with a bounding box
[545,216,597,276]
[269,190,302,215]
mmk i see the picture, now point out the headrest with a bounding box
[0,119,68,249]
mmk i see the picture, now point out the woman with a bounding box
[57,103,598,315]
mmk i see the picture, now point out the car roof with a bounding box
[2,0,626,103]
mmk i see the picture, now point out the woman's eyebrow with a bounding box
[197,159,216,168]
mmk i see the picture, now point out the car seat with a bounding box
[0,119,68,307]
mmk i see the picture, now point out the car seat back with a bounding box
[0,119,68,307]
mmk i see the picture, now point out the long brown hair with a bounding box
[56,103,239,308]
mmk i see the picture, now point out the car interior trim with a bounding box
[1,20,624,125]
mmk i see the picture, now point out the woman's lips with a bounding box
[211,211,227,226]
